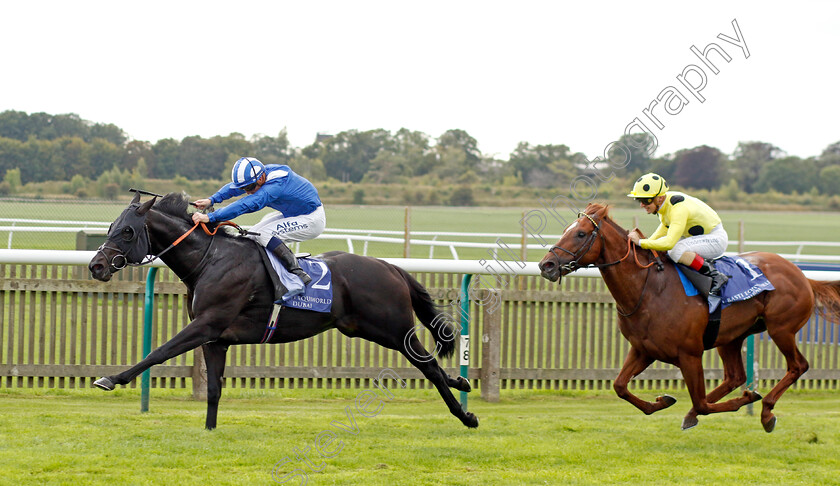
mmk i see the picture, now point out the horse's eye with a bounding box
[577,231,586,238]
[122,227,135,240]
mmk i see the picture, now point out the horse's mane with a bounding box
[587,203,611,219]
[585,203,629,236]
[154,192,193,224]
[153,192,242,238]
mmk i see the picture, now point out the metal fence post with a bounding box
[745,335,756,415]
[140,267,158,412]
[459,274,472,411]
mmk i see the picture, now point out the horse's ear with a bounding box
[135,196,157,216]
[131,191,141,205]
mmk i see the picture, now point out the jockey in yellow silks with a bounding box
[627,173,729,296]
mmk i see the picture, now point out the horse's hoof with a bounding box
[763,415,776,433]
[463,412,479,428]
[93,377,115,391]
[681,416,699,430]
[658,395,677,409]
[456,376,472,393]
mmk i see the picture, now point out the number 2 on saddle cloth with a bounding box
[259,250,334,343]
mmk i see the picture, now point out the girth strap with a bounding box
[260,304,284,344]
[703,305,722,350]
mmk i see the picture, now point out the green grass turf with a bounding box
[0,387,838,485]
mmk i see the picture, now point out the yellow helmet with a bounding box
[627,173,669,198]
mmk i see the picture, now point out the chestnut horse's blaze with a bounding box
[539,203,840,432]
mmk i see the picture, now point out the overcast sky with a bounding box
[2,1,836,160]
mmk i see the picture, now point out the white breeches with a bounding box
[248,205,326,246]
[667,224,728,262]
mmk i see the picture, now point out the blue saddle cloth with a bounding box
[675,256,775,313]
[265,252,333,313]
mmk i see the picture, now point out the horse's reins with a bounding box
[143,220,247,265]
[549,211,664,317]
[549,212,662,271]
[98,219,247,273]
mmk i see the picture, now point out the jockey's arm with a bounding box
[207,191,270,223]
[193,199,212,210]
[647,223,668,241]
[640,207,688,251]
[209,183,246,206]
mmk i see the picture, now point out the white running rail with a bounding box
[2,219,840,262]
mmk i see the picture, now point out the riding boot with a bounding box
[697,259,728,297]
[268,238,312,285]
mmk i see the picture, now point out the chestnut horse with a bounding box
[538,203,840,432]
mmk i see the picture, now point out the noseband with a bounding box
[95,243,130,271]
[95,224,154,271]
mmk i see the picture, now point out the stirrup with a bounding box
[709,275,727,296]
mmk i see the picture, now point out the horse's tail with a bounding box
[395,266,457,358]
[809,279,840,324]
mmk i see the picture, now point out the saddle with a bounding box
[257,244,309,302]
[671,259,723,349]
[674,255,776,349]
[677,263,715,298]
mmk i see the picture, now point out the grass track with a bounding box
[1,388,839,485]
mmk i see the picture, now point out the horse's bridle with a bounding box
[548,211,664,317]
[548,212,608,273]
[96,215,247,276]
[96,242,130,271]
[95,221,154,271]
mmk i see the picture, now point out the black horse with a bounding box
[88,192,477,429]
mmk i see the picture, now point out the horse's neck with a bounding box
[597,227,652,311]
[147,213,210,279]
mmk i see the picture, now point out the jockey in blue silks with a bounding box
[192,157,325,285]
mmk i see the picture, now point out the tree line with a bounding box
[1,110,840,197]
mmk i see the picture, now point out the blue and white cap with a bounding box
[230,157,266,189]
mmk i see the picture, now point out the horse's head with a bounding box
[538,204,609,283]
[88,192,156,281]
